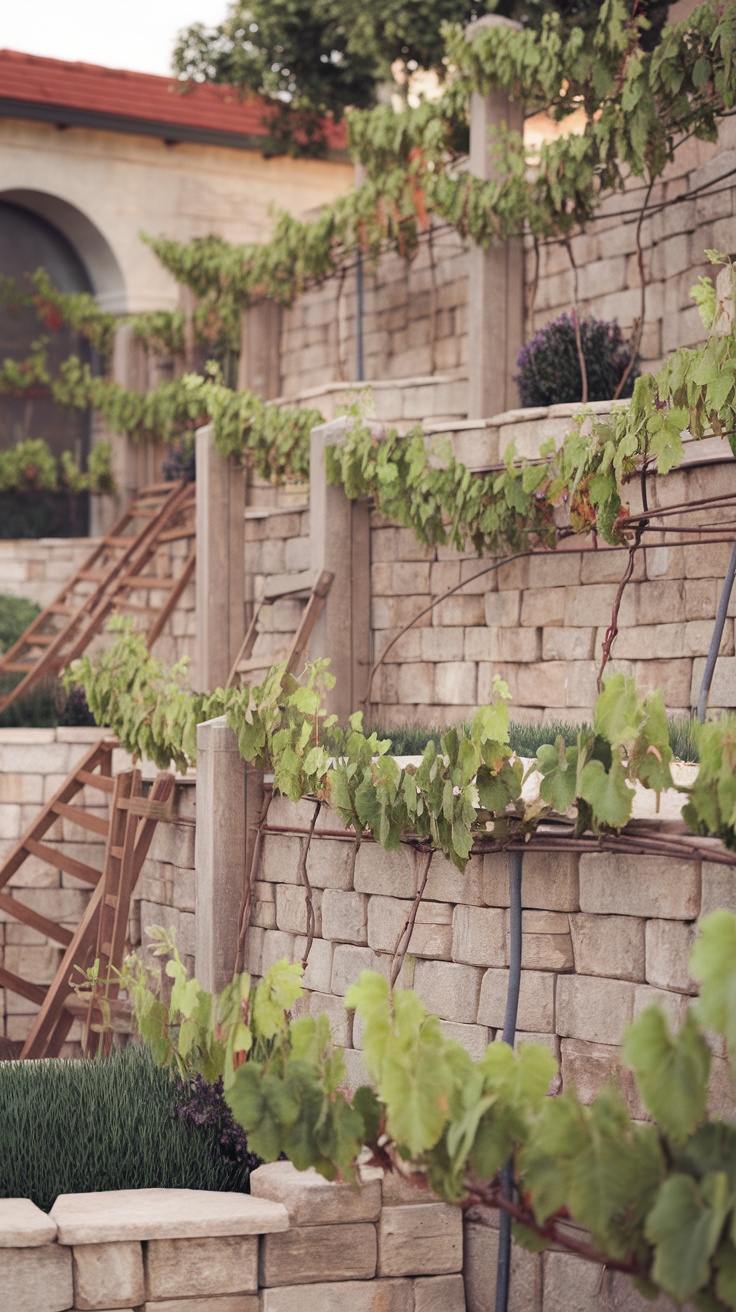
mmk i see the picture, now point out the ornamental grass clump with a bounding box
[0,1044,256,1210]
[515,313,639,407]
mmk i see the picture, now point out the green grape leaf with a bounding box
[578,755,634,831]
[716,1242,736,1309]
[622,1008,710,1144]
[691,912,736,1059]
[536,738,579,814]
[646,1172,732,1304]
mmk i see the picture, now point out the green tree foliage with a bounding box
[117,911,736,1305]
[172,0,670,155]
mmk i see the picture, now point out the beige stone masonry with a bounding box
[579,854,700,920]
[250,1162,381,1225]
[557,975,635,1046]
[145,1300,259,1312]
[50,1189,288,1244]
[261,1280,414,1312]
[478,968,556,1032]
[146,1236,259,1298]
[377,1203,463,1277]
[4,1245,73,1312]
[0,1198,57,1246]
[259,1222,377,1286]
[73,1241,144,1309]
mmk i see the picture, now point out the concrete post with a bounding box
[194,715,246,990]
[466,15,525,419]
[238,302,283,399]
[195,422,246,690]
[309,416,374,722]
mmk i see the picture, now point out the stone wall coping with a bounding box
[250,1161,382,1225]
[49,1188,289,1245]
[0,1198,57,1247]
[275,374,461,406]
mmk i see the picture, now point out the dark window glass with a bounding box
[0,201,92,467]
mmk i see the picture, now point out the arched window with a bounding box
[0,200,92,467]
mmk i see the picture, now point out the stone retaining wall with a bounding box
[245,793,733,1116]
[2,1162,465,1312]
[0,540,96,610]
[0,728,195,1055]
[278,222,469,399]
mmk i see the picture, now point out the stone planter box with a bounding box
[1,1163,465,1312]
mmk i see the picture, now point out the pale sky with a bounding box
[0,0,230,76]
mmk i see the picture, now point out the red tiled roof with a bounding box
[0,48,347,150]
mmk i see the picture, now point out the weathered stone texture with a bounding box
[377,1204,463,1277]
[579,854,700,920]
[464,1222,542,1312]
[73,1241,144,1309]
[259,1222,377,1286]
[478,969,555,1032]
[3,1244,73,1312]
[146,1237,259,1298]
[413,959,482,1023]
[557,975,634,1046]
[261,1279,413,1312]
[250,1162,381,1226]
[569,914,645,982]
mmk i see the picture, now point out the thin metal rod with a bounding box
[355,249,364,382]
[697,540,736,723]
[495,849,524,1312]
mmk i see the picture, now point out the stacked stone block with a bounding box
[1,1164,465,1312]
[244,505,310,666]
[279,223,469,398]
[0,728,195,1054]
[527,121,736,375]
[247,799,731,1119]
[0,539,93,610]
[369,422,736,725]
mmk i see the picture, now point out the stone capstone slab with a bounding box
[250,1161,382,1225]
[377,1203,463,1277]
[261,1279,414,1312]
[0,1197,57,1246]
[146,1236,259,1298]
[259,1220,377,1286]
[50,1188,288,1244]
[3,1243,74,1312]
[73,1241,144,1310]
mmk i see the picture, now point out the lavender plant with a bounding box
[515,313,639,407]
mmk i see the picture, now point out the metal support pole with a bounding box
[697,540,736,723]
[355,249,364,382]
[495,848,523,1312]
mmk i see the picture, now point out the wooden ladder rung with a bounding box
[0,892,73,947]
[51,802,109,836]
[122,575,176,589]
[25,839,101,886]
[106,536,137,548]
[113,602,158,616]
[76,769,115,794]
[77,569,108,583]
[48,603,73,615]
[0,966,45,1006]
[26,633,57,646]
[2,661,34,672]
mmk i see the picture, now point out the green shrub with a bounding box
[0,1045,253,1211]
[514,314,639,407]
[0,592,40,653]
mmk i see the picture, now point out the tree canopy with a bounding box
[172,0,671,155]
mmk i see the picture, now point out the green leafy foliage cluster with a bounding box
[123,913,736,1306]
[49,358,319,483]
[0,268,117,359]
[151,2,734,312]
[327,261,736,555]
[64,625,736,855]
[0,438,114,496]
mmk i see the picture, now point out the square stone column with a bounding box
[195,714,246,990]
[466,15,525,419]
[238,302,282,400]
[309,417,376,723]
[195,423,246,690]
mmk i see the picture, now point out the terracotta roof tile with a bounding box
[0,48,346,149]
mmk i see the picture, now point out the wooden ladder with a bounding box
[0,480,196,714]
[0,739,173,1058]
[227,568,334,687]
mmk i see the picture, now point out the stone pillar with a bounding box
[195,423,246,690]
[238,302,283,399]
[466,15,525,419]
[94,323,150,531]
[194,715,246,991]
[309,417,374,722]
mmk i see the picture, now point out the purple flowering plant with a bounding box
[514,313,639,408]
